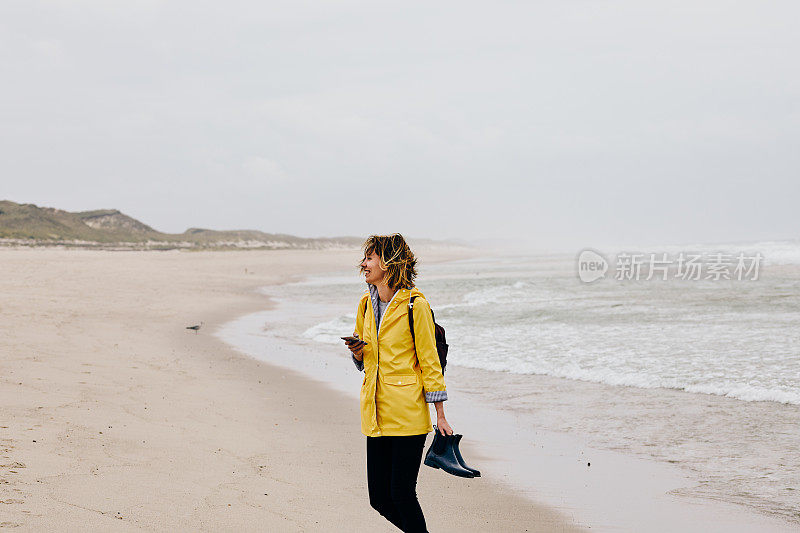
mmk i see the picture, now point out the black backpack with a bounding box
[408,296,449,373]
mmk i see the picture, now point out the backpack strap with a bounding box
[408,295,417,343]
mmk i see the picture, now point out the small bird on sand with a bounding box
[186,321,204,334]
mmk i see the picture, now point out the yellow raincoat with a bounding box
[353,285,447,437]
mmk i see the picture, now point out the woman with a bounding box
[344,233,453,533]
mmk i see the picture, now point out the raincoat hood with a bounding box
[366,283,416,330]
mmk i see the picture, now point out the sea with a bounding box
[217,240,800,529]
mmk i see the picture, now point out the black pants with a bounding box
[366,434,428,532]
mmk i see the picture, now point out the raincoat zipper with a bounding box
[373,287,402,436]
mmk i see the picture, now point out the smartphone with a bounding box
[341,336,367,345]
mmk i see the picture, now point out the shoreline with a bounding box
[217,258,799,532]
[0,248,581,532]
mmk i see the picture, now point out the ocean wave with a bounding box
[302,314,355,344]
[450,356,800,406]
[302,309,800,406]
[298,251,800,408]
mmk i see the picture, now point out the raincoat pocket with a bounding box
[377,371,425,432]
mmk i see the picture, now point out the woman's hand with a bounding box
[344,335,365,361]
[436,415,453,436]
[434,401,454,435]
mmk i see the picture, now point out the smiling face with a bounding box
[358,234,417,291]
[360,249,387,286]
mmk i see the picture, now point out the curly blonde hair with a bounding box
[359,233,418,290]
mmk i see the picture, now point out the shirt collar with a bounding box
[367,283,413,328]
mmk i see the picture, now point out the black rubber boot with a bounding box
[424,429,475,478]
[452,434,481,477]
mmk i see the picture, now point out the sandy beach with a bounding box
[0,248,582,532]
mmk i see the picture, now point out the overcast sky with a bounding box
[1,1,798,252]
